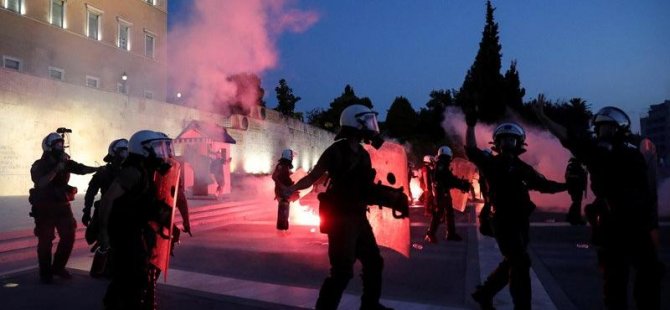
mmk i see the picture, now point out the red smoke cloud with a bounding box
[442,107,587,213]
[169,0,319,111]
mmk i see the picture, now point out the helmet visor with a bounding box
[357,112,380,134]
[145,140,174,159]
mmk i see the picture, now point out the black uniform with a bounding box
[103,157,160,310]
[564,159,587,224]
[467,147,566,310]
[29,152,97,282]
[84,163,123,277]
[273,159,294,230]
[561,131,661,310]
[427,157,470,241]
[313,139,385,310]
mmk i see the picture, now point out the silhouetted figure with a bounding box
[418,155,435,216]
[565,157,587,225]
[535,101,662,310]
[29,131,98,284]
[466,118,567,310]
[98,130,176,310]
[84,138,128,278]
[285,105,394,310]
[425,146,470,243]
[273,149,296,230]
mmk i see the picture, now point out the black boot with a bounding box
[472,285,495,310]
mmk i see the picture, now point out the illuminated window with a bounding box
[2,56,21,71]
[48,67,64,80]
[6,0,21,13]
[86,75,99,88]
[86,5,103,40]
[144,32,155,58]
[51,0,65,28]
[117,18,132,50]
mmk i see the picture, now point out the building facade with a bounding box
[0,0,167,100]
[640,100,670,165]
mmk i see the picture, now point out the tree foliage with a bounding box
[385,96,418,142]
[307,85,373,132]
[456,1,506,123]
[273,79,303,120]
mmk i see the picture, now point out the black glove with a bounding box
[82,208,91,226]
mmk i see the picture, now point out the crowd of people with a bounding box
[27,101,663,309]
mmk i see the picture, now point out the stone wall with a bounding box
[0,69,334,195]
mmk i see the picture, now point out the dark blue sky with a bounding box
[169,1,670,128]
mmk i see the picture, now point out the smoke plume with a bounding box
[169,0,319,111]
[442,107,585,212]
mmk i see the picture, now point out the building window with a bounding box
[2,56,21,71]
[145,0,156,5]
[86,5,103,40]
[50,0,65,28]
[86,75,100,88]
[144,32,155,58]
[118,24,130,50]
[6,0,21,13]
[48,67,64,80]
[144,91,153,99]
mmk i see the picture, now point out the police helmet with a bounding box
[492,123,527,154]
[592,106,630,132]
[436,146,453,159]
[128,130,173,159]
[104,138,129,162]
[281,149,294,162]
[339,104,380,134]
[42,132,64,152]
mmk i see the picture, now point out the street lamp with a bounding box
[177,92,182,98]
[121,72,128,81]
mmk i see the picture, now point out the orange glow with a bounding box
[289,200,320,226]
[409,176,423,202]
[242,154,272,174]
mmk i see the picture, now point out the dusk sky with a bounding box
[168,1,670,130]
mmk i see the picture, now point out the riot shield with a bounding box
[364,143,411,258]
[149,158,181,281]
[639,138,659,213]
[449,158,476,212]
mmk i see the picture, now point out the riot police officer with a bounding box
[273,149,296,231]
[29,131,99,283]
[418,155,435,216]
[98,130,176,309]
[285,104,393,310]
[425,146,470,243]
[83,138,129,278]
[534,101,662,310]
[465,119,567,310]
[564,157,587,225]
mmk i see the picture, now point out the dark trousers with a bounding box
[104,234,157,310]
[599,232,661,310]
[566,190,583,221]
[315,216,384,310]
[427,194,456,237]
[277,199,290,230]
[34,214,76,278]
[478,218,531,310]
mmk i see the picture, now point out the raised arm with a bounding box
[531,94,568,142]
